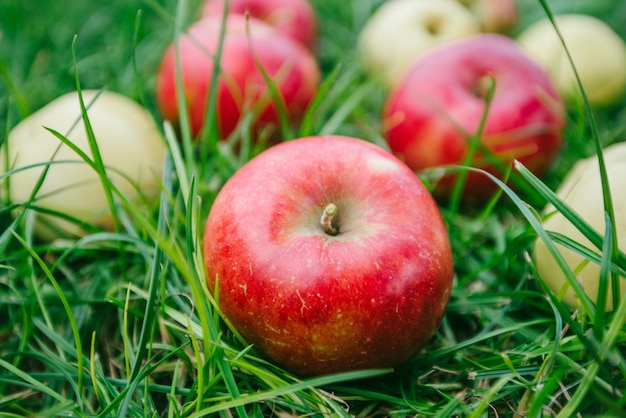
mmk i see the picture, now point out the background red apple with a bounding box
[203,135,454,376]
[201,0,318,50]
[383,34,565,199]
[155,14,320,140]
[459,0,519,33]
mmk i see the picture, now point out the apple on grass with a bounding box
[0,90,165,241]
[358,0,480,87]
[203,135,454,376]
[201,0,318,51]
[533,142,626,310]
[383,34,565,200]
[457,0,518,33]
[517,14,626,108]
[155,14,320,141]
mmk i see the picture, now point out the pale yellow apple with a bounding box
[0,90,166,240]
[517,14,626,107]
[533,142,626,310]
[358,0,480,87]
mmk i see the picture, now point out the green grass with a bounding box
[1,0,626,416]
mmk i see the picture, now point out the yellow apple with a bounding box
[517,14,626,108]
[0,90,166,240]
[358,0,480,87]
[533,142,626,310]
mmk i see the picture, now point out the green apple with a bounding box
[517,14,626,108]
[533,142,626,310]
[358,0,480,87]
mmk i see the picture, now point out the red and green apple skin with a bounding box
[156,14,320,140]
[383,34,565,199]
[201,0,318,50]
[203,135,454,376]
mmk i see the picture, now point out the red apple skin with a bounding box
[203,135,454,376]
[463,0,519,33]
[383,34,565,199]
[155,15,320,139]
[201,0,318,50]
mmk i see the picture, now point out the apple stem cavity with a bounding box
[472,73,496,99]
[320,203,339,236]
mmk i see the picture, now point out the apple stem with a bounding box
[320,203,339,236]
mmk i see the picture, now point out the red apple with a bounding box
[459,0,519,33]
[201,0,318,50]
[155,14,320,140]
[383,34,565,199]
[203,135,454,376]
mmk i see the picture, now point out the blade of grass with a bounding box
[594,212,613,336]
[557,301,626,416]
[171,0,196,174]
[448,74,496,213]
[9,231,85,406]
[0,358,66,404]
[185,177,248,418]
[298,63,342,137]
[546,231,626,277]
[468,375,514,418]
[71,45,121,235]
[319,82,376,135]
[198,0,227,155]
[186,369,391,417]
[128,151,173,383]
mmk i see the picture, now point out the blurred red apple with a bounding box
[155,14,320,140]
[383,34,565,199]
[203,135,454,376]
[459,0,518,33]
[201,0,318,50]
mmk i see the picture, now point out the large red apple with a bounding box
[155,14,320,140]
[383,34,565,199]
[203,135,454,376]
[201,0,318,50]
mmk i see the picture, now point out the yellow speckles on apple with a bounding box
[296,290,309,315]
[238,283,248,297]
[264,322,285,336]
[440,288,450,311]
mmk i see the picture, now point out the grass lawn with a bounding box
[1,0,626,416]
